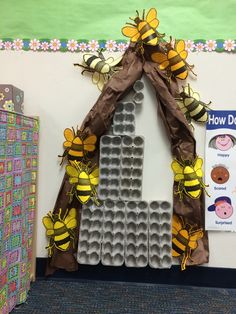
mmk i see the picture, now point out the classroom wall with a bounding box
[0,50,236,268]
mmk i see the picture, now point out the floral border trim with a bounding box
[0,39,235,53]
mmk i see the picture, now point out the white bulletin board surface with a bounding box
[0,50,236,268]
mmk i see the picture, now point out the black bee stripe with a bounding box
[144,33,157,43]
[172,242,184,255]
[86,55,98,65]
[185,184,201,191]
[95,61,106,72]
[184,173,197,180]
[140,23,151,36]
[176,233,189,246]
[70,143,83,150]
[185,99,198,111]
[54,226,67,236]
[55,236,71,246]
[86,57,105,72]
[172,66,187,76]
[192,107,206,121]
[169,55,182,65]
[78,190,91,196]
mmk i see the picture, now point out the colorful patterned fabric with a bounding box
[0,110,39,314]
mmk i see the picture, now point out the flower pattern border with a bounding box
[0,39,235,53]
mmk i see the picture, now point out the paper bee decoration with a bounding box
[74,51,123,91]
[151,39,195,80]
[59,128,97,164]
[176,84,211,126]
[171,157,209,199]
[122,8,165,47]
[42,208,77,257]
[172,214,203,270]
[66,160,99,205]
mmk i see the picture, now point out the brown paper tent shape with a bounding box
[45,44,209,275]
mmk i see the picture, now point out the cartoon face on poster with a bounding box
[205,111,236,231]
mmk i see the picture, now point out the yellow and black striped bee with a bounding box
[151,39,195,80]
[176,84,211,125]
[42,208,77,257]
[59,127,97,164]
[171,157,209,199]
[66,160,99,205]
[74,51,122,91]
[172,214,203,270]
[122,8,164,47]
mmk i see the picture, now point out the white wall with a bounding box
[0,50,236,268]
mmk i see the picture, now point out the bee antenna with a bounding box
[48,211,53,220]
[58,208,62,220]
[63,208,69,220]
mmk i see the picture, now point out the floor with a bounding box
[13,279,236,314]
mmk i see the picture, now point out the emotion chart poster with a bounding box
[205,110,236,231]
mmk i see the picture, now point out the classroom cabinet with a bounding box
[0,109,39,313]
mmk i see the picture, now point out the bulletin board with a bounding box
[1,2,236,272]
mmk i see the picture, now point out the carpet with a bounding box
[12,279,236,314]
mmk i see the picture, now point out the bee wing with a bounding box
[89,167,99,186]
[63,128,75,147]
[194,157,203,176]
[63,141,72,148]
[42,216,54,236]
[171,160,183,174]
[146,8,159,29]
[66,165,79,180]
[179,50,188,60]
[92,71,100,84]
[66,218,77,230]
[105,57,115,64]
[192,91,200,101]
[171,160,185,181]
[189,230,204,249]
[84,135,97,152]
[172,215,183,233]
[64,128,74,141]
[67,208,76,218]
[97,74,106,91]
[122,26,140,42]
[64,208,77,229]
[151,52,169,68]
[175,40,186,54]
[108,56,123,67]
